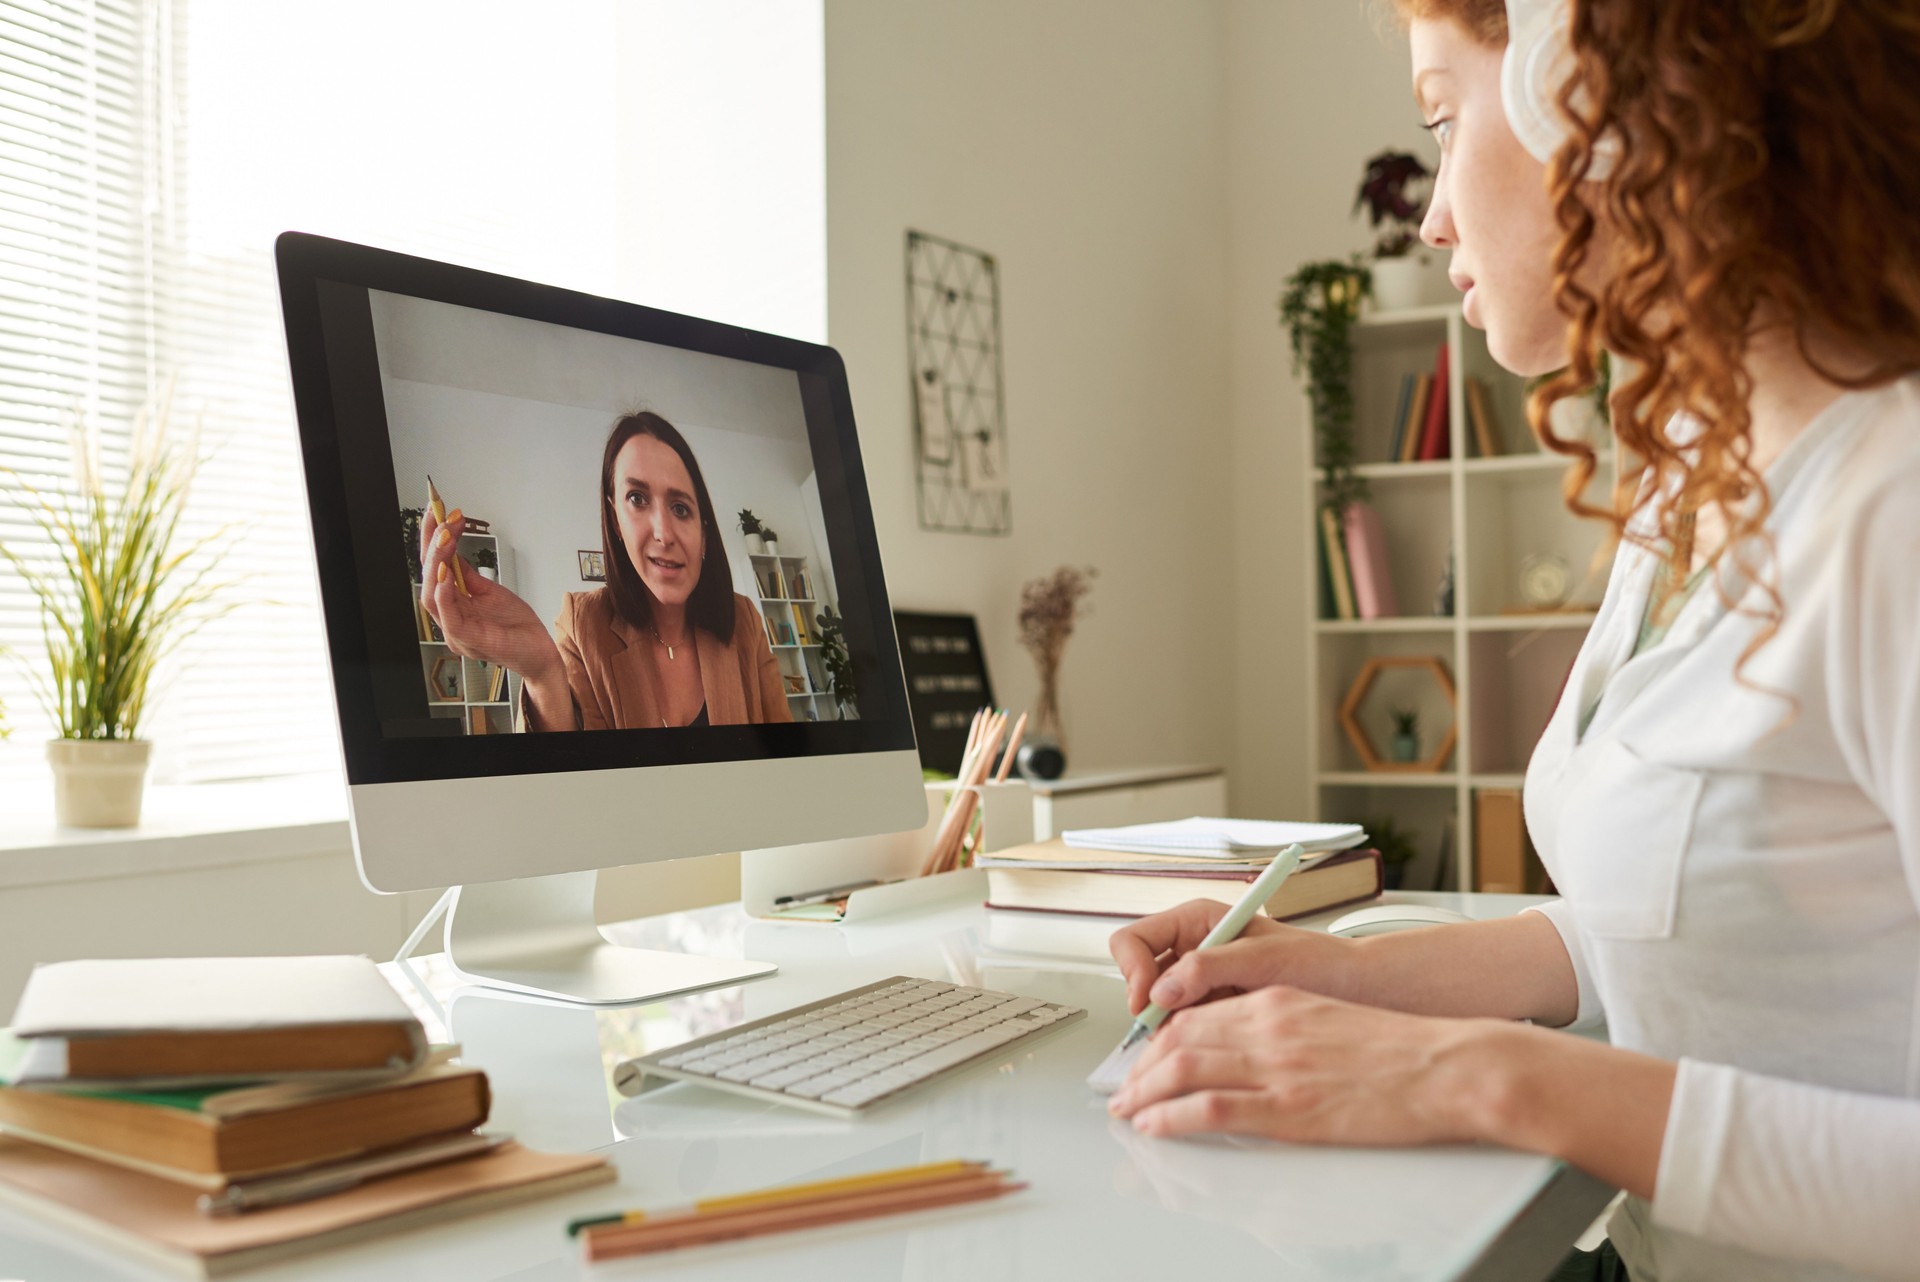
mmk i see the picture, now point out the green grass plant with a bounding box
[1,409,236,741]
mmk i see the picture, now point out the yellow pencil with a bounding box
[426,474,469,596]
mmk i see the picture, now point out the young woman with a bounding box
[420,411,791,730]
[1108,2,1920,1278]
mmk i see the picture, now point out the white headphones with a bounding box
[1502,0,1621,180]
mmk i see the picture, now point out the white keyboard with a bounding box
[616,976,1086,1117]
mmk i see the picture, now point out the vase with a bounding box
[745,533,766,555]
[1391,731,1420,763]
[47,739,153,828]
[1014,734,1066,781]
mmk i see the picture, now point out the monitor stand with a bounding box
[394,870,776,1006]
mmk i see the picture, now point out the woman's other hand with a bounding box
[1109,899,1361,1018]
[419,506,562,687]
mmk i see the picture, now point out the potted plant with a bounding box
[1368,813,1421,891]
[470,545,499,582]
[1389,707,1420,763]
[761,525,780,556]
[736,508,767,555]
[815,607,856,718]
[1,410,235,826]
[1280,256,1371,519]
[1017,565,1096,774]
[1354,148,1442,311]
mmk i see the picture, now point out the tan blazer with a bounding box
[549,589,793,729]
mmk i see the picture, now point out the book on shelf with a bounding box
[467,708,487,735]
[788,604,812,646]
[7,956,428,1089]
[1473,788,1543,893]
[0,1054,491,1190]
[1316,520,1338,620]
[1341,501,1399,619]
[1399,372,1433,462]
[414,592,442,643]
[486,662,507,703]
[1466,375,1503,458]
[1318,506,1358,621]
[0,1134,612,1279]
[1416,342,1451,460]
[985,848,1384,922]
[1385,372,1416,463]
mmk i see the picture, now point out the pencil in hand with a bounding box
[426,474,469,597]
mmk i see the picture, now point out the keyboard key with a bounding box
[895,1028,1016,1078]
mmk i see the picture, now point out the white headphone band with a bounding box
[1502,0,1621,180]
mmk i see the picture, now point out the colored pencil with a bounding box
[579,1167,1024,1261]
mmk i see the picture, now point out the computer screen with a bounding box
[278,233,924,898]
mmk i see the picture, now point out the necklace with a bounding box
[649,621,691,660]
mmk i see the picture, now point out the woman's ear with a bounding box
[1503,0,1621,179]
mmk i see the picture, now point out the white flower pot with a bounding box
[744,533,766,555]
[1371,252,1454,312]
[47,739,153,828]
[764,540,780,557]
[477,566,498,582]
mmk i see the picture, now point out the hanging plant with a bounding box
[1279,255,1372,516]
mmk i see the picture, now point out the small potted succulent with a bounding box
[1389,707,1421,763]
[1355,148,1443,311]
[470,545,500,582]
[761,525,780,557]
[737,508,767,555]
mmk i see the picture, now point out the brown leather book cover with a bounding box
[0,1066,490,1183]
[0,1136,613,1278]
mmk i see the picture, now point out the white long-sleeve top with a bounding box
[1521,372,1920,1281]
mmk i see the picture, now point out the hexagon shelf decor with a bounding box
[1338,655,1458,773]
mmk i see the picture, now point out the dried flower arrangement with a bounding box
[1017,565,1096,749]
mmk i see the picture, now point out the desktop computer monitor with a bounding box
[276,233,926,1004]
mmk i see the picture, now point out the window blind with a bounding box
[0,0,824,789]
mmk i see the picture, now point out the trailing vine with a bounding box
[1279,255,1371,516]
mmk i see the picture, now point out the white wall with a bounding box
[1223,3,1438,816]
[824,0,1235,779]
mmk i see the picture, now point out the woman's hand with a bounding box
[1107,985,1509,1145]
[420,506,563,688]
[1109,899,1364,1018]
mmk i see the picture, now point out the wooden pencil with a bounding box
[580,1170,1024,1261]
[993,711,1029,783]
[922,712,1000,876]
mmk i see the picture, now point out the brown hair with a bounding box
[599,411,736,644]
[1391,0,1920,672]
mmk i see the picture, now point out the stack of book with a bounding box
[979,818,1383,923]
[0,955,611,1277]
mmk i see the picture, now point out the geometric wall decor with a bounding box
[1338,655,1458,772]
[906,229,1010,535]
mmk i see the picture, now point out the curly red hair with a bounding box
[1390,0,1920,677]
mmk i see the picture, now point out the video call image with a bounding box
[369,291,856,736]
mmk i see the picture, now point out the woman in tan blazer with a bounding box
[419,411,794,730]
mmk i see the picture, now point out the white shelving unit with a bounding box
[1303,300,1619,890]
[749,552,844,722]
[410,525,520,735]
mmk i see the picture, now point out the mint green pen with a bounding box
[1113,843,1304,1054]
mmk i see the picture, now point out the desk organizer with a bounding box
[741,780,1033,924]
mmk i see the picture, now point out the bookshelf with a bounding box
[748,552,843,722]
[409,523,519,736]
[1304,301,1619,890]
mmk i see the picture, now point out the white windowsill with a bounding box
[0,773,352,891]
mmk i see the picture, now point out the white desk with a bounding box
[0,891,1613,1281]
